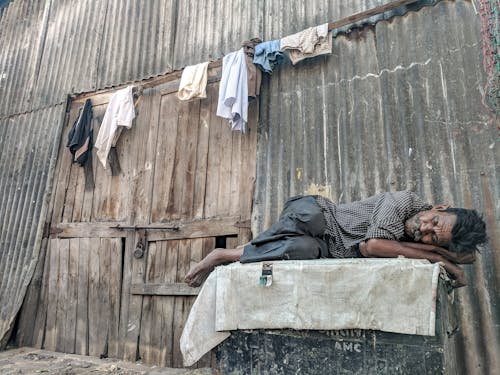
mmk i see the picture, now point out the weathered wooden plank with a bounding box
[192,87,212,219]
[117,232,136,359]
[151,94,179,223]
[165,97,191,221]
[32,239,51,348]
[130,91,160,224]
[51,110,79,224]
[238,98,259,244]
[216,106,233,218]
[43,239,59,351]
[87,238,101,357]
[229,130,242,217]
[64,238,79,353]
[108,238,122,359]
[55,239,69,353]
[62,163,80,223]
[138,242,157,364]
[71,166,86,222]
[123,233,146,361]
[204,84,223,218]
[172,239,193,367]
[51,222,126,238]
[163,240,179,367]
[130,283,200,296]
[146,217,240,242]
[181,100,201,219]
[98,239,112,358]
[75,238,89,355]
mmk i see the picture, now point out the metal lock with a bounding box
[133,241,144,259]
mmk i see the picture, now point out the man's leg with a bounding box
[184,247,244,287]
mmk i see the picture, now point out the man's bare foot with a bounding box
[184,247,245,287]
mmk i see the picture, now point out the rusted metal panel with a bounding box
[0,104,65,348]
[254,2,499,374]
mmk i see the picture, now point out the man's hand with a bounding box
[432,248,476,264]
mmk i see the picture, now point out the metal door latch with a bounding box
[133,229,146,259]
[259,263,273,287]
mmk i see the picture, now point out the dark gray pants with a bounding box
[240,196,329,263]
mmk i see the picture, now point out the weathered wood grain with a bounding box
[87,238,101,357]
[75,238,89,355]
[108,238,122,359]
[43,240,59,351]
[64,238,79,353]
[122,232,146,362]
[54,239,69,353]
[151,94,179,223]
[193,89,212,219]
[172,239,193,367]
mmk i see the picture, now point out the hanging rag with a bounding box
[253,40,284,74]
[95,86,136,169]
[178,61,210,101]
[242,38,263,99]
[216,48,248,133]
[67,98,93,166]
[280,23,332,65]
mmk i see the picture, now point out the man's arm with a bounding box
[400,241,476,264]
[359,238,467,287]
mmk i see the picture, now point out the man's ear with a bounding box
[433,203,450,210]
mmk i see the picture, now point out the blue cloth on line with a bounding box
[253,40,284,74]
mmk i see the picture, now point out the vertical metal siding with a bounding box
[172,0,264,68]
[0,0,497,373]
[255,2,499,374]
[97,0,176,89]
[0,104,65,348]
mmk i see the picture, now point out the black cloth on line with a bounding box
[67,98,93,166]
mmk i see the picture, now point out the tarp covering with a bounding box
[181,258,441,366]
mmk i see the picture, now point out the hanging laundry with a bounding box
[242,38,262,100]
[67,98,93,166]
[95,85,136,169]
[280,23,332,65]
[178,62,210,101]
[253,40,284,74]
[217,48,248,133]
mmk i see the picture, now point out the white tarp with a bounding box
[181,258,441,366]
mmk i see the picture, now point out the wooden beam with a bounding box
[328,0,418,30]
[52,216,241,239]
[130,283,200,296]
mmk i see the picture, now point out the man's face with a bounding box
[405,210,457,246]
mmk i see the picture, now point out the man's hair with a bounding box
[443,208,488,253]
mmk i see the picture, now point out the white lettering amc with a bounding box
[334,342,362,353]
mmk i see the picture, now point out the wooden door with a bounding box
[121,77,258,367]
[28,67,258,368]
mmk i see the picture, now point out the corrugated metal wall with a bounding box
[0,0,498,373]
[255,2,499,374]
[0,104,65,348]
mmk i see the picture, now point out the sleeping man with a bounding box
[185,191,487,288]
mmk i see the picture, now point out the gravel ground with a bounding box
[0,348,213,375]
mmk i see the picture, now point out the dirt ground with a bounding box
[0,348,212,375]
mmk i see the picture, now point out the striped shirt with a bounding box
[314,191,432,258]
